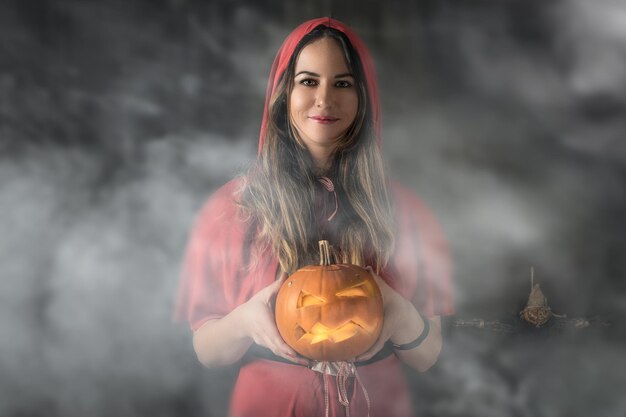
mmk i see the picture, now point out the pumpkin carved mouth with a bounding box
[295,320,369,344]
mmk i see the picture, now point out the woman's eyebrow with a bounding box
[295,70,355,78]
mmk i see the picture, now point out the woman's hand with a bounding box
[238,273,310,366]
[355,266,424,362]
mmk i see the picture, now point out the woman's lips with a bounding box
[310,116,339,124]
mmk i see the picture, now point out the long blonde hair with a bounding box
[239,25,394,274]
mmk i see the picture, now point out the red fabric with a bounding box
[174,178,454,416]
[175,178,455,331]
[174,179,280,331]
[231,356,413,417]
[258,17,382,154]
[386,182,455,317]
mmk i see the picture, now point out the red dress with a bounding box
[175,178,454,417]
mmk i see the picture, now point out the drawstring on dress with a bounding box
[313,177,370,416]
[318,177,338,221]
[316,361,370,417]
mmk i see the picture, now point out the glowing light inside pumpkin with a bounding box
[292,280,378,345]
[297,291,326,308]
[335,280,374,298]
[297,321,365,344]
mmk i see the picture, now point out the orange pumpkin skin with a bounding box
[275,263,383,362]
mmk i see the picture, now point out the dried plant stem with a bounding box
[453,316,610,333]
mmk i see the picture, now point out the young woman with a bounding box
[176,17,454,417]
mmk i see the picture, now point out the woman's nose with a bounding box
[315,83,334,108]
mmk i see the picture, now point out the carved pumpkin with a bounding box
[275,240,383,361]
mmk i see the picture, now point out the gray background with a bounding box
[1,0,625,416]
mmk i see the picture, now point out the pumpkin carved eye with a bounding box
[297,291,326,308]
[335,280,374,298]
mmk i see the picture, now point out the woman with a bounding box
[176,17,454,417]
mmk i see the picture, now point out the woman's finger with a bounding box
[366,265,390,294]
[253,273,289,304]
[266,272,289,294]
[261,332,309,366]
[252,311,308,362]
[277,349,310,366]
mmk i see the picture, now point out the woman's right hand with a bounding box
[238,273,310,366]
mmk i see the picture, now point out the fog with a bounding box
[1,1,624,416]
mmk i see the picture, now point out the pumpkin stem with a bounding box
[319,240,332,266]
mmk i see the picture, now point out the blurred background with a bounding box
[1,0,625,416]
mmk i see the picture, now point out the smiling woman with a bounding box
[175,17,454,417]
[289,37,359,170]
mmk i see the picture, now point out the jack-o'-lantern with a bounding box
[275,240,383,361]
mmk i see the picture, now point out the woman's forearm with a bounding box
[192,304,254,367]
[192,274,305,368]
[391,300,443,372]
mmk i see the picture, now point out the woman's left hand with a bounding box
[355,266,422,362]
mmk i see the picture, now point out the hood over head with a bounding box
[258,17,382,154]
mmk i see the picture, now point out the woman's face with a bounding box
[289,37,358,158]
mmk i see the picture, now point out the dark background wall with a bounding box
[1,0,625,416]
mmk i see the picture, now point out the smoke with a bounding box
[376,2,626,415]
[0,137,251,416]
[559,0,626,96]
[409,331,626,417]
[376,0,626,318]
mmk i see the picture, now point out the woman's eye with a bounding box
[336,80,352,88]
[300,79,317,86]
